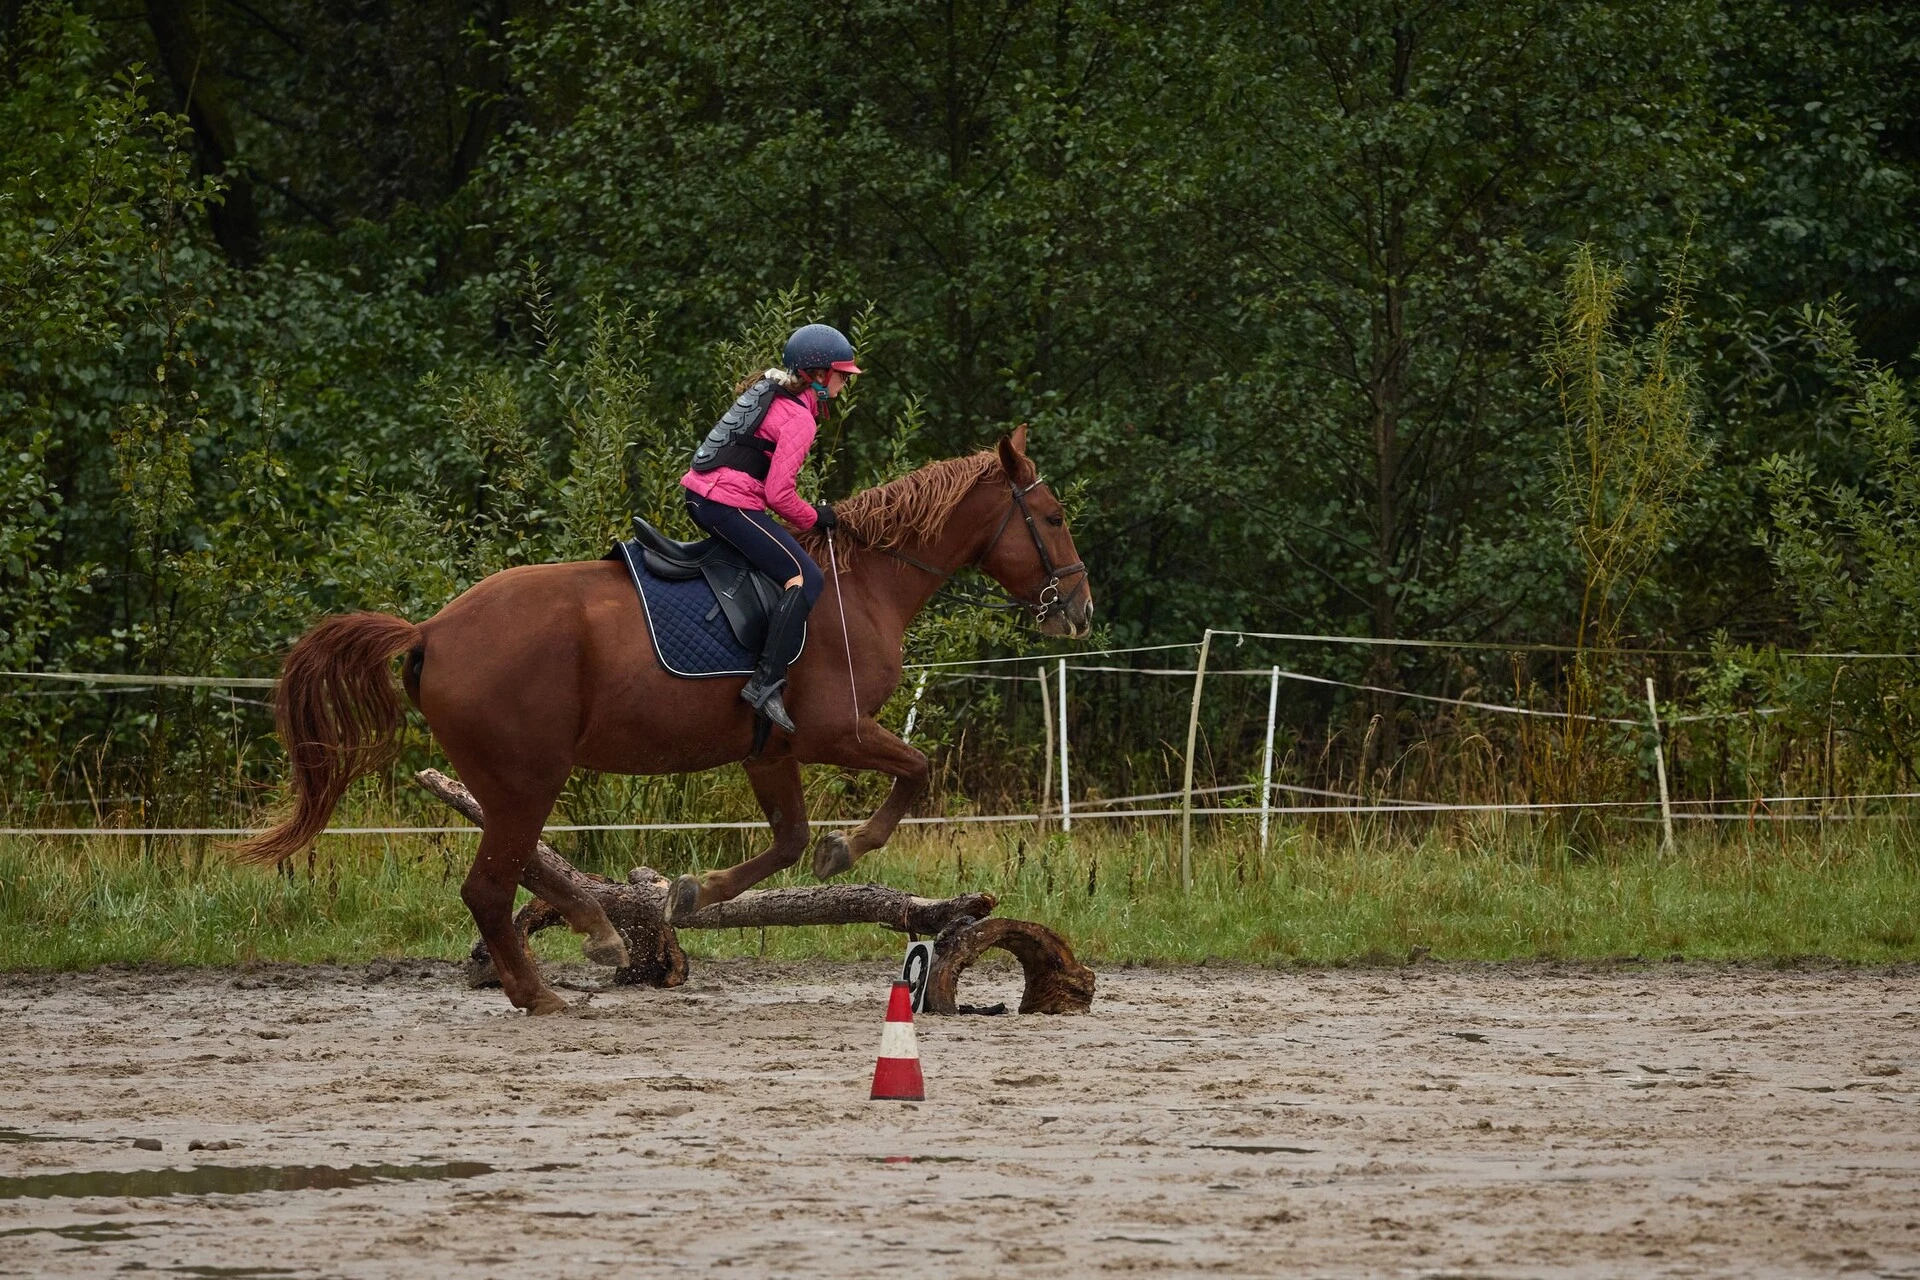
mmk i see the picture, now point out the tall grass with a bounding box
[2,818,1915,971]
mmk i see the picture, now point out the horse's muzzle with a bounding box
[1041,592,1094,639]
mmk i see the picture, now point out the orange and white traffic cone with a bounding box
[869,980,926,1101]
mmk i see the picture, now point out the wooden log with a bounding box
[417,769,1097,1013]
[623,866,997,935]
[417,768,589,904]
[412,769,688,988]
[473,870,690,989]
[417,768,1020,990]
[925,915,1097,1015]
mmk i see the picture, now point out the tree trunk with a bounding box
[1361,22,1417,767]
[144,0,260,264]
[417,770,1093,1013]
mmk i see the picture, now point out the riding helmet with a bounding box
[783,323,862,374]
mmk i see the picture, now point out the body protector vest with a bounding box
[689,376,799,480]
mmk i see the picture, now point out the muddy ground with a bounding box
[1,958,1916,1278]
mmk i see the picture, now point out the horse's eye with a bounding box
[1046,514,1064,527]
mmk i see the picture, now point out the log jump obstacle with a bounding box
[417,770,1096,1015]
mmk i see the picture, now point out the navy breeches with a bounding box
[685,494,824,607]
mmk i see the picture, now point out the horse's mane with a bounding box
[800,450,1004,553]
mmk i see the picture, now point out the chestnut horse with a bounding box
[237,428,1091,1013]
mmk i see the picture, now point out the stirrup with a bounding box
[741,681,795,734]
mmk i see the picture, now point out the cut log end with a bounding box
[925,916,1096,1015]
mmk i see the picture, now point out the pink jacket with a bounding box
[679,385,823,529]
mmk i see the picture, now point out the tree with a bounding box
[1209,0,1722,661]
[1753,307,1920,780]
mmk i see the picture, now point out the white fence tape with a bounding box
[1208,629,1920,660]
[0,641,1202,693]
[7,790,1917,838]
[0,670,278,688]
[4,627,1913,843]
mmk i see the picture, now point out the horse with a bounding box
[236,427,1092,1014]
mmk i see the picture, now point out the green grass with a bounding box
[1,820,1916,971]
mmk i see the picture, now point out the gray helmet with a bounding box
[782,323,862,374]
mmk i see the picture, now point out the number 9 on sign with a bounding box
[899,940,934,1014]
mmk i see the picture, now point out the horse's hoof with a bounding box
[583,931,631,969]
[526,991,569,1016]
[811,832,855,881]
[464,957,500,989]
[666,874,702,923]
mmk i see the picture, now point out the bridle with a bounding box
[860,476,1089,626]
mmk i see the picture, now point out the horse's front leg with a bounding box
[520,853,630,969]
[668,752,810,919]
[810,721,929,880]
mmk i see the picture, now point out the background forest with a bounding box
[2,0,1919,834]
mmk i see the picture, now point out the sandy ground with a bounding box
[1,958,1916,1279]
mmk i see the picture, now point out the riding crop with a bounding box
[826,529,861,742]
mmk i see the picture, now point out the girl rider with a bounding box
[680,323,859,734]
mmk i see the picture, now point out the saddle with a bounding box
[626,517,787,654]
[608,517,807,754]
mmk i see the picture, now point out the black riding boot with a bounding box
[739,585,811,733]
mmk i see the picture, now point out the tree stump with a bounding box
[926,915,1097,1014]
[418,768,1094,1013]
[487,864,690,989]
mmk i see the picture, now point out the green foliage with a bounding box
[1214,0,1723,658]
[5,822,1916,969]
[0,7,198,358]
[1551,244,1713,654]
[1744,306,1920,777]
[3,0,1920,829]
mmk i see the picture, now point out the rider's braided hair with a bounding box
[732,366,809,398]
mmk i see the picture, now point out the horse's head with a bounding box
[980,426,1094,639]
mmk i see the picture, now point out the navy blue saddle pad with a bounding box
[609,539,801,679]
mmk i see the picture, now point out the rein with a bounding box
[848,476,1089,626]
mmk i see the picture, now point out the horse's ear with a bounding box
[998,425,1035,485]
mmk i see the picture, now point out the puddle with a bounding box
[866,1155,974,1164]
[0,1160,494,1201]
[1443,1032,1489,1043]
[0,1219,173,1242]
[113,1268,299,1278]
[0,1129,109,1145]
[1191,1143,1317,1155]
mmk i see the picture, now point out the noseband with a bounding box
[860,476,1088,626]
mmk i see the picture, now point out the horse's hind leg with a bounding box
[668,753,809,918]
[458,782,569,1015]
[521,854,630,969]
[811,722,929,880]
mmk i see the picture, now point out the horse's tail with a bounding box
[233,612,422,867]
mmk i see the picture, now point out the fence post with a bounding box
[1645,677,1674,852]
[1036,665,1053,831]
[1057,658,1071,832]
[900,670,929,746]
[1260,665,1279,854]
[1180,629,1214,891]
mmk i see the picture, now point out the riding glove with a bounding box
[812,502,838,530]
